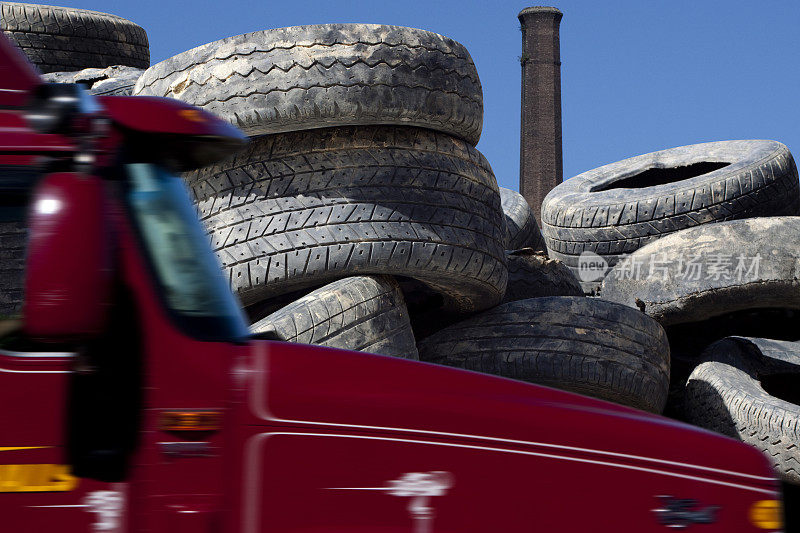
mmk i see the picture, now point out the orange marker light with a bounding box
[160,410,221,432]
[750,500,783,530]
[178,109,205,123]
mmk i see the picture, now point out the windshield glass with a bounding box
[125,163,249,342]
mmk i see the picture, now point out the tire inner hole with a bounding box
[761,373,800,406]
[599,161,730,190]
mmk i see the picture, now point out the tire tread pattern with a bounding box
[418,296,670,413]
[1,2,149,73]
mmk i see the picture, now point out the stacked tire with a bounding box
[133,24,506,359]
[1,3,149,95]
[129,22,672,413]
[538,141,800,483]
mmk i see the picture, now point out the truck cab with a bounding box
[0,31,785,532]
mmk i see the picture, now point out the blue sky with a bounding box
[48,0,800,192]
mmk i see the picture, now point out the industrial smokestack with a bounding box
[518,6,563,222]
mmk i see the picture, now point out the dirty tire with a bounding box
[0,222,26,317]
[499,187,545,251]
[133,24,483,144]
[418,296,670,413]
[250,276,418,359]
[184,126,507,313]
[42,65,144,96]
[502,249,582,303]
[601,217,800,326]
[541,140,800,281]
[1,3,149,74]
[685,337,800,484]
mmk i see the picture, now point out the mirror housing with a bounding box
[97,95,247,171]
[24,173,112,342]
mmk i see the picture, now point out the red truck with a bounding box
[0,31,786,532]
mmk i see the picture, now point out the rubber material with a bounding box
[42,65,143,95]
[499,187,545,251]
[250,275,418,359]
[133,24,482,144]
[601,217,800,325]
[541,140,800,280]
[1,3,149,74]
[502,249,582,303]
[685,337,800,484]
[184,126,507,313]
[418,296,670,413]
[0,222,25,317]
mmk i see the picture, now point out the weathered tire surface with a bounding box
[133,24,483,144]
[685,337,800,484]
[185,126,507,313]
[250,276,418,359]
[601,217,800,326]
[502,249,582,303]
[42,65,144,95]
[0,222,26,318]
[418,296,670,413]
[541,140,800,280]
[499,187,545,251]
[1,3,149,74]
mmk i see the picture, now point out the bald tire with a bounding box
[1,3,149,73]
[541,140,800,281]
[250,276,418,359]
[133,24,482,144]
[502,249,582,303]
[499,187,545,251]
[685,337,800,484]
[418,296,670,413]
[184,126,507,313]
[43,65,144,96]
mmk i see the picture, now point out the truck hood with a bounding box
[241,340,776,489]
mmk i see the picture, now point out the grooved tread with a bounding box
[499,187,545,251]
[541,141,800,275]
[685,337,800,484]
[250,275,418,359]
[184,126,506,313]
[418,296,670,413]
[1,3,149,73]
[134,24,482,144]
[0,221,26,317]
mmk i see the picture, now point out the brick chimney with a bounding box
[518,6,563,222]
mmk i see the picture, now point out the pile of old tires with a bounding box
[5,3,799,489]
[127,22,674,416]
[1,2,149,94]
[540,141,800,486]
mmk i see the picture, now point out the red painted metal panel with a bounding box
[24,173,113,341]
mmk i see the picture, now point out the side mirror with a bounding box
[24,173,112,341]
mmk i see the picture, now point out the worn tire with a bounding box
[0,221,25,318]
[185,126,507,313]
[250,276,418,359]
[418,296,670,413]
[499,187,545,251]
[42,65,144,96]
[601,217,800,325]
[685,337,800,484]
[541,140,800,281]
[502,249,582,303]
[133,24,482,144]
[1,3,149,74]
